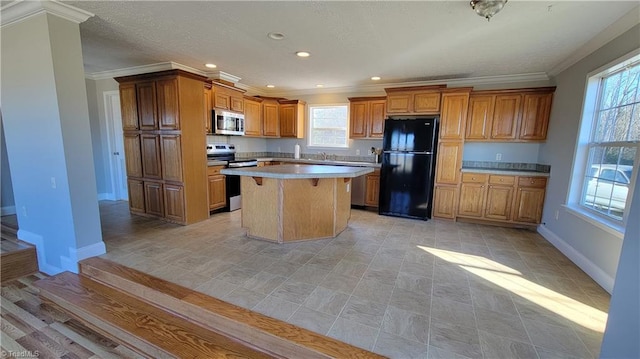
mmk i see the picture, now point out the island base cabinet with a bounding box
[432,185,458,219]
[241,176,351,242]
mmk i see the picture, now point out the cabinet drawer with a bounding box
[207,165,225,176]
[461,173,487,183]
[518,177,547,188]
[489,175,515,185]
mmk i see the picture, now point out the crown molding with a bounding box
[86,61,207,80]
[1,0,94,28]
[548,5,640,77]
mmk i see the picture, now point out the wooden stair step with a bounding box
[1,239,38,283]
[80,256,386,359]
[34,272,276,359]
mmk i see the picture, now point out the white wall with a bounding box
[463,142,541,163]
[1,119,15,214]
[538,24,640,292]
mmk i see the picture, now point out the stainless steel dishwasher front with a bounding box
[351,174,366,206]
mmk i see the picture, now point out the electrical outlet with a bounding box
[356,149,360,155]
[496,153,502,161]
[22,206,27,217]
[346,183,351,192]
[555,209,559,220]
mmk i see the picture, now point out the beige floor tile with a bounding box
[352,278,394,304]
[327,317,378,351]
[522,318,593,359]
[303,286,349,316]
[318,272,361,295]
[389,287,431,314]
[430,297,477,328]
[340,296,388,328]
[270,280,317,304]
[374,331,429,358]
[252,295,299,322]
[478,330,538,359]
[475,307,529,343]
[241,271,287,295]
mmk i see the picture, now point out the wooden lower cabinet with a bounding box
[144,181,164,217]
[485,185,514,221]
[127,179,145,213]
[208,166,226,211]
[432,185,458,219]
[364,170,380,207]
[164,184,185,222]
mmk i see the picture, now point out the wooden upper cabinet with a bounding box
[140,134,162,179]
[144,181,164,217]
[440,92,470,140]
[164,184,185,223]
[491,94,521,140]
[262,100,279,137]
[349,101,368,138]
[156,78,180,130]
[204,86,212,134]
[458,182,486,217]
[435,141,463,185]
[279,100,305,138]
[160,134,183,182]
[243,97,263,137]
[386,93,412,114]
[364,170,381,207]
[466,95,494,140]
[519,92,553,140]
[119,83,139,130]
[136,81,158,130]
[123,134,143,178]
[212,83,245,114]
[348,97,386,139]
[413,92,441,113]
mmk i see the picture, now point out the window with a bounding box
[571,52,639,227]
[308,105,349,148]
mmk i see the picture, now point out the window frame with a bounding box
[567,49,640,235]
[306,103,350,149]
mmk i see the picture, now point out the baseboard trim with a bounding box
[60,241,106,273]
[537,224,614,294]
[17,229,63,275]
[1,205,16,216]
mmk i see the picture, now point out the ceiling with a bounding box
[59,1,638,94]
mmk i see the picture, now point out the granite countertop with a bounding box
[461,167,550,177]
[207,160,227,166]
[255,158,382,168]
[221,164,374,179]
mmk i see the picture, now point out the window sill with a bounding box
[562,204,625,240]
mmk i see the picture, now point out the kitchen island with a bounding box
[221,164,373,243]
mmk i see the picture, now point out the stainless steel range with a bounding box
[206,143,257,211]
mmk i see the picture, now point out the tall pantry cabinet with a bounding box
[116,70,209,225]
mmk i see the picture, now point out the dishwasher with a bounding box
[351,174,366,207]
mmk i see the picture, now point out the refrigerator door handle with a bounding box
[383,150,433,155]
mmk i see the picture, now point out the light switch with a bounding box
[496,153,502,161]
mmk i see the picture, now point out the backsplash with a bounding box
[462,161,551,173]
[236,152,379,163]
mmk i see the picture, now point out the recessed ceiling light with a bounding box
[267,32,285,40]
[316,84,324,88]
[205,63,217,69]
[296,51,311,58]
[266,84,275,88]
[371,76,381,81]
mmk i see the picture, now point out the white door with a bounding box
[104,91,128,200]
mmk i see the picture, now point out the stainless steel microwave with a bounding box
[213,110,244,136]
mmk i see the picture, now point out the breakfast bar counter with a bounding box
[221,164,373,243]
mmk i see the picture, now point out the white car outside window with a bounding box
[584,165,632,217]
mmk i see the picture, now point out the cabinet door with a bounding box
[364,171,380,207]
[230,96,244,113]
[485,185,513,220]
[144,181,164,217]
[349,101,368,138]
[491,94,521,140]
[123,134,143,178]
[263,102,279,137]
[208,175,226,210]
[435,141,463,184]
[458,183,485,217]
[214,93,230,110]
[164,184,185,223]
[119,83,139,130]
[386,94,412,113]
[440,92,469,140]
[513,187,546,223]
[279,105,296,137]
[466,95,494,140]
[369,100,386,138]
[244,98,263,137]
[127,179,145,213]
[413,92,441,113]
[136,81,158,130]
[519,92,552,140]
[156,78,180,130]
[160,134,183,182]
[432,185,458,219]
[204,88,212,134]
[141,134,162,179]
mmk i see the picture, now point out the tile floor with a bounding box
[99,201,609,359]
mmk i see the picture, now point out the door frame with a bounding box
[103,90,128,201]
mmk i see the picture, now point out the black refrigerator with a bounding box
[378,117,439,220]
